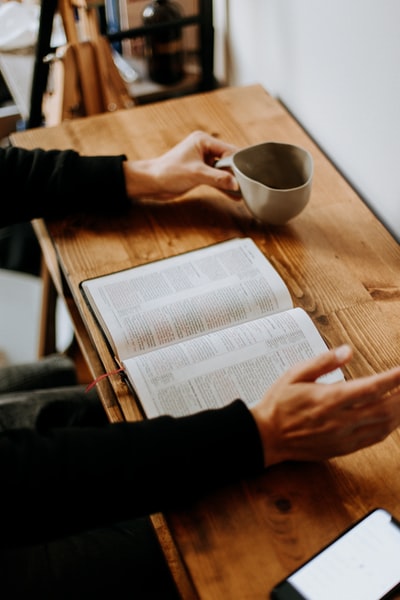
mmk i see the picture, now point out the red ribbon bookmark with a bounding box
[85,366,125,392]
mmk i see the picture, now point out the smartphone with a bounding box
[270,508,400,600]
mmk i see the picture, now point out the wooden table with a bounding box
[10,84,400,599]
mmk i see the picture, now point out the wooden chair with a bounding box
[28,0,215,363]
[43,0,135,126]
[28,0,215,128]
[31,0,136,368]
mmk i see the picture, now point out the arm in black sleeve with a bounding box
[0,400,264,547]
[0,146,131,227]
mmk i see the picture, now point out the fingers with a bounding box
[286,344,353,384]
[192,132,240,193]
[193,130,238,161]
[288,344,400,409]
[201,164,240,193]
[333,390,400,454]
[336,364,400,408]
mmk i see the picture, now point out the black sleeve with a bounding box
[0,400,264,547]
[0,146,131,227]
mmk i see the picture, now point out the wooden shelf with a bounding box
[124,53,203,104]
[28,0,214,127]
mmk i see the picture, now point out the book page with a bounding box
[81,238,293,361]
[123,307,344,418]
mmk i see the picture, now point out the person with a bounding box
[2,130,400,598]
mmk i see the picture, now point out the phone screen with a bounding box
[271,508,400,600]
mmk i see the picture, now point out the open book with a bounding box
[81,237,344,418]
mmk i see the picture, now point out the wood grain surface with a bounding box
[11,84,400,599]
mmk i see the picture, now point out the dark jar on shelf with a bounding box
[142,0,185,85]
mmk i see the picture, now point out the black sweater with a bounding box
[0,146,264,547]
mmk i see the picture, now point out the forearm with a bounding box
[0,401,263,547]
[1,147,130,227]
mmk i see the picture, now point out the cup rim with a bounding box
[232,141,314,192]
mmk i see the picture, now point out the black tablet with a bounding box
[271,508,400,600]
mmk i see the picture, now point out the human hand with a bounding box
[250,345,400,467]
[123,130,239,199]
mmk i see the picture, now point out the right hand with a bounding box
[250,344,400,467]
[123,131,240,199]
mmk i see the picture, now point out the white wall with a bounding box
[217,0,400,240]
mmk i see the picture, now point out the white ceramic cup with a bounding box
[215,141,313,225]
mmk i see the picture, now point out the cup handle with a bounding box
[213,155,242,197]
[214,155,234,169]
